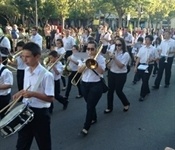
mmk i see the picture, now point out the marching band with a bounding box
[0,24,175,149]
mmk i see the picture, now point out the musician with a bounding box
[132,37,144,84]
[48,51,69,112]
[78,40,106,135]
[62,29,76,60]
[135,35,159,101]
[100,25,111,54]
[55,39,67,90]
[0,28,11,65]
[152,37,161,77]
[64,45,82,99]
[0,54,13,119]
[44,23,51,50]
[152,30,175,89]
[9,41,26,91]
[13,42,54,150]
[30,27,43,50]
[123,27,134,66]
[104,38,130,114]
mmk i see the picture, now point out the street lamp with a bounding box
[35,0,38,27]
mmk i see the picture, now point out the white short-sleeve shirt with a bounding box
[55,47,66,55]
[62,36,76,51]
[68,54,78,71]
[137,45,158,64]
[49,62,63,81]
[23,63,54,108]
[159,38,175,57]
[79,55,106,82]
[16,56,27,70]
[30,33,43,50]
[110,51,130,73]
[0,64,13,95]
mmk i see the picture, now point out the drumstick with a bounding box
[0,100,16,113]
[5,85,31,114]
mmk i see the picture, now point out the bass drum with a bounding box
[0,103,34,138]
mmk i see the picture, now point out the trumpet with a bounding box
[62,60,71,77]
[71,44,103,86]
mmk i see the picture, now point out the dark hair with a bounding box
[87,40,98,48]
[49,50,58,58]
[32,26,38,31]
[73,45,79,51]
[56,39,64,47]
[23,42,41,56]
[115,38,127,53]
[155,37,162,46]
[145,35,154,42]
[16,41,25,47]
[137,37,144,43]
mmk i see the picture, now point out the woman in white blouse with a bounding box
[104,38,130,114]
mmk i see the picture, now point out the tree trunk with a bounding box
[118,16,123,28]
[62,17,65,29]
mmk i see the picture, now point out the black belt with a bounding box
[0,93,10,97]
[82,81,101,84]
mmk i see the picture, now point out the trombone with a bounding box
[62,60,71,77]
[71,44,103,86]
[44,54,65,71]
[2,50,23,71]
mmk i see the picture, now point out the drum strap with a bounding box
[32,69,47,91]
[0,66,7,76]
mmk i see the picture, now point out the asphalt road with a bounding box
[0,61,175,150]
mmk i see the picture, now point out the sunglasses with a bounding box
[115,44,122,47]
[87,48,95,51]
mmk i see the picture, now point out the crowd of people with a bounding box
[0,22,174,150]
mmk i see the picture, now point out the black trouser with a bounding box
[154,57,174,87]
[83,45,87,52]
[65,71,82,98]
[137,64,153,97]
[107,71,130,110]
[153,61,159,75]
[0,93,11,119]
[17,70,24,91]
[2,56,8,65]
[127,46,134,66]
[65,51,72,61]
[81,81,103,130]
[133,71,141,82]
[45,36,51,49]
[16,107,51,150]
[101,45,108,54]
[49,80,67,112]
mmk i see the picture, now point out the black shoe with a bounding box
[91,120,97,125]
[104,109,112,114]
[123,105,130,112]
[164,85,169,88]
[139,97,144,101]
[63,101,69,110]
[76,95,83,99]
[152,86,159,89]
[80,129,88,136]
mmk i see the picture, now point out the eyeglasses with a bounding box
[87,48,95,51]
[115,44,122,47]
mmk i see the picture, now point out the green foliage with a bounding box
[0,0,175,27]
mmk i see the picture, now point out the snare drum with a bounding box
[0,103,34,138]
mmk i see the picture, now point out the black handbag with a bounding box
[92,69,109,93]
